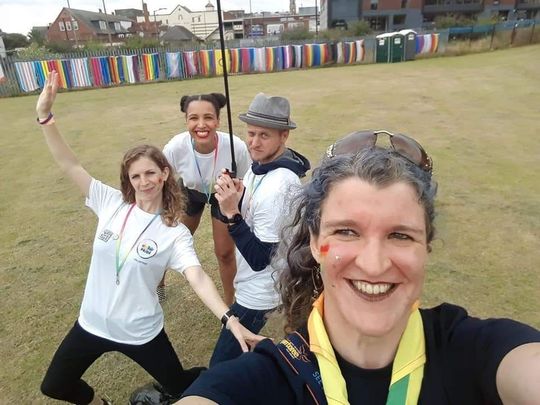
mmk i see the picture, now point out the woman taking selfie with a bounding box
[178,130,540,404]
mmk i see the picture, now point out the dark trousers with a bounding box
[209,302,272,367]
[41,321,203,404]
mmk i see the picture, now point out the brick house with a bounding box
[46,8,134,44]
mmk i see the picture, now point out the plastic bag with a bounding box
[129,382,179,405]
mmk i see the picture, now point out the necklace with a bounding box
[115,203,160,285]
[191,134,219,204]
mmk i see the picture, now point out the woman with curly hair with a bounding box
[178,130,540,404]
[36,71,261,405]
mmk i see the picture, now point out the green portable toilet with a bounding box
[399,29,417,61]
[390,32,405,63]
[376,33,392,63]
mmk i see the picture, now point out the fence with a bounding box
[0,19,537,97]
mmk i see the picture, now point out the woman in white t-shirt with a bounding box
[162,93,251,305]
[36,72,261,404]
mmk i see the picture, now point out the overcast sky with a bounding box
[0,0,303,36]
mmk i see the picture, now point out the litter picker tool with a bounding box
[215,0,237,177]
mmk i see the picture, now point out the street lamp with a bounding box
[153,8,166,40]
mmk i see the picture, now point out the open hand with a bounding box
[36,71,59,120]
[226,317,267,352]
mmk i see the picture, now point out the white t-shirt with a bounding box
[234,167,301,310]
[78,179,201,345]
[163,131,251,193]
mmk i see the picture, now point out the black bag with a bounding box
[129,382,180,405]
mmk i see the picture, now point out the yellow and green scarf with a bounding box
[307,293,425,405]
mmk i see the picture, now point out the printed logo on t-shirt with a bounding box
[137,239,158,259]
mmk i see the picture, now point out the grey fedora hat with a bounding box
[239,93,297,130]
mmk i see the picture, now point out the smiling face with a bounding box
[310,177,428,339]
[246,124,289,164]
[128,156,169,209]
[185,100,220,153]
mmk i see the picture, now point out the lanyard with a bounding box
[115,203,160,285]
[191,134,219,204]
[245,173,267,215]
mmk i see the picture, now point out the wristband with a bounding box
[220,309,235,326]
[37,112,54,125]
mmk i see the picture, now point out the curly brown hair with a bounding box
[277,147,438,333]
[119,144,186,227]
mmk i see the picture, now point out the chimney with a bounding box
[143,2,150,23]
[290,0,296,14]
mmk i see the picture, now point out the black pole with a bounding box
[215,0,237,176]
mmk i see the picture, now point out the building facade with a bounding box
[47,8,133,44]
[319,0,540,32]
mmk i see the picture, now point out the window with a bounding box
[393,14,406,25]
[72,20,79,30]
[401,0,408,8]
[99,20,107,30]
[59,21,65,31]
[192,17,196,22]
[370,0,379,10]
[114,22,120,31]
[66,20,72,30]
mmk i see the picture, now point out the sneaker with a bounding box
[157,285,166,303]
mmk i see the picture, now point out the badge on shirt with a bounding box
[137,239,158,259]
[98,229,118,243]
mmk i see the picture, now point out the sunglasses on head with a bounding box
[325,130,433,173]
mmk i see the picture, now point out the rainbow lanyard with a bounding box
[245,173,267,215]
[191,135,219,204]
[115,203,160,285]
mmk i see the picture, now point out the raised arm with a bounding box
[183,266,265,353]
[36,71,91,196]
[496,342,540,405]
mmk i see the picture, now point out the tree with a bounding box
[280,27,315,41]
[348,21,372,37]
[3,33,29,50]
[28,28,46,46]
[434,14,475,29]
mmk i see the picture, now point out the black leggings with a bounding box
[41,321,203,404]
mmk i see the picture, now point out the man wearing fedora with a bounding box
[210,93,310,366]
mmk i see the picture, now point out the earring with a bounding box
[311,265,323,300]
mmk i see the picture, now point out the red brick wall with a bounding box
[47,9,97,43]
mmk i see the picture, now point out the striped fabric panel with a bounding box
[70,58,92,87]
[355,40,365,62]
[166,52,181,78]
[430,34,439,53]
[0,60,5,83]
[254,47,266,72]
[183,51,198,76]
[14,62,39,92]
[282,45,293,69]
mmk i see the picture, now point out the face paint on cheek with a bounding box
[320,244,330,256]
[318,244,336,288]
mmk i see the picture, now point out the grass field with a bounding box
[0,44,539,403]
